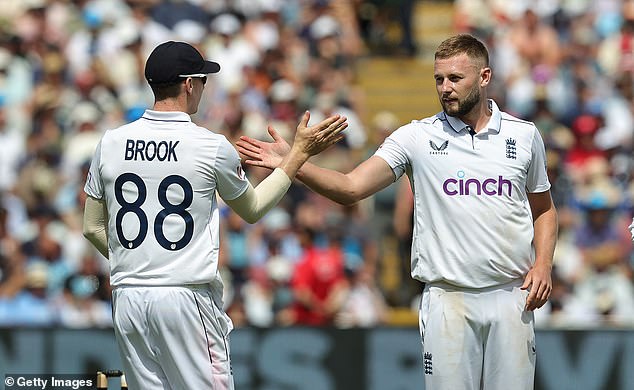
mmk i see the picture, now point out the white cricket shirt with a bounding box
[84,110,249,287]
[375,100,550,289]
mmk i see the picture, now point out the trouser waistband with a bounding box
[425,278,524,293]
[113,283,210,291]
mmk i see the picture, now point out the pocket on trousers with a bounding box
[420,287,442,343]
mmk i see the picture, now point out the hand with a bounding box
[237,126,290,170]
[520,263,552,311]
[291,111,348,158]
[237,111,347,169]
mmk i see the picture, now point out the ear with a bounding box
[184,78,193,94]
[480,67,492,87]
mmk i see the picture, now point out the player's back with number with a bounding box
[87,111,246,287]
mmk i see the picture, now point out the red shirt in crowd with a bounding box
[291,246,346,325]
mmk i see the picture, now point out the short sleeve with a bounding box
[214,137,250,201]
[526,127,551,193]
[373,126,413,181]
[84,140,104,199]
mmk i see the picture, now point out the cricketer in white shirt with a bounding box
[83,108,346,390]
[82,40,348,390]
[374,99,551,289]
[84,110,248,290]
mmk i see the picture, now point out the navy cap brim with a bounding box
[202,60,221,74]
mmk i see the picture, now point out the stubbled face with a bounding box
[434,53,487,118]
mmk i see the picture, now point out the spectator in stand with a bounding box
[0,94,25,193]
[264,241,296,326]
[56,251,111,328]
[204,13,260,92]
[0,206,26,299]
[564,114,607,184]
[573,177,634,325]
[60,101,104,180]
[574,180,632,278]
[0,261,56,326]
[22,208,72,296]
[220,209,254,293]
[496,8,563,119]
[335,262,388,328]
[571,180,634,325]
[290,226,348,326]
[508,9,561,71]
[308,88,367,153]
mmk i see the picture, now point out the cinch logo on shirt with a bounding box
[442,171,512,196]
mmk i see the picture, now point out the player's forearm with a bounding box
[296,157,396,205]
[276,147,311,179]
[83,196,109,259]
[532,205,557,269]
[295,162,363,205]
[225,168,291,224]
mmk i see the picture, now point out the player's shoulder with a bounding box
[186,122,229,141]
[105,118,227,142]
[102,119,143,138]
[393,112,445,135]
[411,111,446,127]
[499,111,537,132]
[96,123,129,147]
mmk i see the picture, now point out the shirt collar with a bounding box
[444,99,502,134]
[141,109,192,122]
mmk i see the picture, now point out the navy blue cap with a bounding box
[144,41,220,85]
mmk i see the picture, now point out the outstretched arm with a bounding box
[293,155,395,205]
[226,111,348,223]
[237,126,396,205]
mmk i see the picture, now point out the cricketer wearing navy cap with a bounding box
[83,38,348,389]
[144,40,220,85]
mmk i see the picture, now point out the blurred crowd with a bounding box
[0,0,633,330]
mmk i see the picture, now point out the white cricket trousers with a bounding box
[112,285,235,390]
[419,280,535,390]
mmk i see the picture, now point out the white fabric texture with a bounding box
[113,285,234,390]
[419,280,535,390]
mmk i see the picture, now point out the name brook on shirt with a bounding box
[125,139,179,162]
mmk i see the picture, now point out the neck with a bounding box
[153,95,189,113]
[461,99,492,132]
